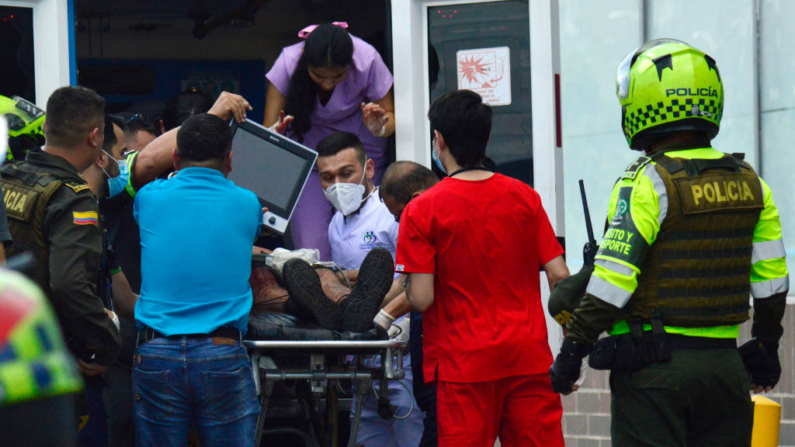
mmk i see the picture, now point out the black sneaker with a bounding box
[342,247,394,333]
[282,258,343,331]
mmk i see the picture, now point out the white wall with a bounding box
[760,0,795,285]
[560,0,641,268]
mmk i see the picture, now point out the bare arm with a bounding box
[132,127,177,190]
[381,274,406,307]
[406,273,434,312]
[135,92,251,189]
[110,270,138,320]
[374,88,395,137]
[264,84,288,128]
[382,291,413,320]
[361,88,396,138]
[544,255,570,290]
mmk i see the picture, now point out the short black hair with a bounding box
[315,131,366,166]
[427,90,492,168]
[380,161,438,206]
[102,114,123,152]
[162,88,214,131]
[176,114,232,163]
[118,112,161,138]
[44,86,105,148]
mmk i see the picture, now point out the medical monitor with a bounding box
[228,119,317,234]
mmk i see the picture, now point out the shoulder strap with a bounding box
[621,156,653,180]
[63,182,91,194]
[650,152,742,176]
[0,163,63,188]
[680,156,741,176]
[649,152,685,175]
[727,152,752,170]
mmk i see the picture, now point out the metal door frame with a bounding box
[1,0,74,106]
[391,0,565,352]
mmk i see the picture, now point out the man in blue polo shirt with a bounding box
[132,113,263,446]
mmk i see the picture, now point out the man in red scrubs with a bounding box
[395,90,569,446]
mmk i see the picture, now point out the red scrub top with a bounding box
[395,173,563,383]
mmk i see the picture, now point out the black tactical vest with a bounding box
[626,153,764,327]
[0,162,68,293]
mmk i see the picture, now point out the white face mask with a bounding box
[324,163,367,216]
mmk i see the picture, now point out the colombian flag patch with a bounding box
[73,211,99,226]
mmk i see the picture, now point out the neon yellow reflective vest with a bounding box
[589,148,789,338]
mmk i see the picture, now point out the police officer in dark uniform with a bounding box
[549,39,789,446]
[0,86,121,377]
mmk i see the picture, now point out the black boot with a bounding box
[342,247,394,333]
[282,258,343,331]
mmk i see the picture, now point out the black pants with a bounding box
[411,311,438,447]
[610,348,753,447]
[102,318,137,447]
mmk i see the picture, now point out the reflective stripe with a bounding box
[595,258,635,276]
[644,165,668,225]
[751,275,789,299]
[586,276,633,308]
[752,239,786,264]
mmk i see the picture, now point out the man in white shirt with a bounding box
[314,131,424,447]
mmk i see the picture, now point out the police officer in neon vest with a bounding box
[549,39,789,445]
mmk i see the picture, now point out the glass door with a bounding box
[391,0,563,350]
[427,1,533,184]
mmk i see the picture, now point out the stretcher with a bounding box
[245,312,407,447]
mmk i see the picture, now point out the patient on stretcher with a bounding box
[248,247,394,336]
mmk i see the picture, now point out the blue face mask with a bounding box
[103,151,130,198]
[432,137,447,175]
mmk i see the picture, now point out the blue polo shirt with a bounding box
[133,167,262,336]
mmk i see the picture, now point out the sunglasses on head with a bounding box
[124,113,152,127]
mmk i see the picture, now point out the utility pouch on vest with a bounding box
[589,317,672,371]
[588,333,644,371]
[634,315,672,365]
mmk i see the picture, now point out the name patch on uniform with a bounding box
[674,173,764,215]
[73,211,99,226]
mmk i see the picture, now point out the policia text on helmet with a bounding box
[549,39,788,446]
[617,38,722,151]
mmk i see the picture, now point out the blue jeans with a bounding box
[132,336,259,447]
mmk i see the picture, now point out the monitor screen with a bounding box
[227,119,317,234]
[230,127,307,210]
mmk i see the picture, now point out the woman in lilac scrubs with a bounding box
[264,23,395,261]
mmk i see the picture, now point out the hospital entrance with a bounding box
[1,0,561,446]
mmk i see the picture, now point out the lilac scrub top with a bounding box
[265,35,394,171]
